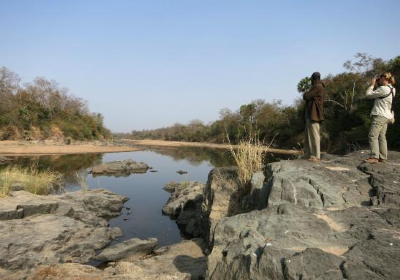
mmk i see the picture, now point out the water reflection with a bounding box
[144,147,236,167]
[2,147,294,246]
[6,153,103,174]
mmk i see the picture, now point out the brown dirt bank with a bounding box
[123,139,302,155]
[0,141,139,156]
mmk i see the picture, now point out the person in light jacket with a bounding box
[303,72,326,162]
[364,72,396,164]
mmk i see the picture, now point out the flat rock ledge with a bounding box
[9,239,207,280]
[92,159,149,176]
[94,237,158,262]
[0,189,127,278]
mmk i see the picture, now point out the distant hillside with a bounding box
[0,67,111,141]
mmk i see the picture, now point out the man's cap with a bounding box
[311,72,321,79]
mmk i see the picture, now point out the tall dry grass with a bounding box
[227,129,278,189]
[0,169,12,197]
[228,134,264,188]
[0,166,61,196]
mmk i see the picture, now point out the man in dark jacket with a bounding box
[303,72,326,161]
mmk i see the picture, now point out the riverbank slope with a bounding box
[0,140,138,156]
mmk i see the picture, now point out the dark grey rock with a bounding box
[162,181,205,237]
[94,238,158,262]
[201,167,242,247]
[283,248,344,280]
[92,159,149,176]
[204,152,400,280]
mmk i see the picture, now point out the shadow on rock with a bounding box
[173,254,207,280]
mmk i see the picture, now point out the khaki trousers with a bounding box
[304,119,320,159]
[369,115,389,160]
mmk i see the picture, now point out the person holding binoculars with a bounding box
[364,72,396,164]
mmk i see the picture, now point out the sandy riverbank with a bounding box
[124,139,302,155]
[0,141,138,156]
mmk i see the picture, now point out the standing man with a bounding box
[303,72,326,162]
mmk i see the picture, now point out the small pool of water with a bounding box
[4,147,293,247]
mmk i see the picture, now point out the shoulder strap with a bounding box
[390,86,395,111]
[378,85,393,99]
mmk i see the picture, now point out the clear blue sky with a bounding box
[1,0,399,132]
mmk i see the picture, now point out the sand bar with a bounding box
[0,141,138,156]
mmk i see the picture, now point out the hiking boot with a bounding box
[363,157,379,164]
[379,158,387,163]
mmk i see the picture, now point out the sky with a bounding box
[1,0,399,132]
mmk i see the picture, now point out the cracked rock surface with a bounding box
[12,239,207,280]
[0,189,127,277]
[162,181,206,237]
[205,151,400,279]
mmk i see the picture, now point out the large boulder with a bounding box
[204,151,400,279]
[92,159,149,176]
[200,167,243,247]
[162,181,205,237]
[199,167,271,249]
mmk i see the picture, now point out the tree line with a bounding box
[0,67,111,140]
[124,53,400,153]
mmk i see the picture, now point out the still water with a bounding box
[8,148,236,246]
[7,147,292,247]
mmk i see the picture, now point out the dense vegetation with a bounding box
[125,54,400,153]
[0,67,111,140]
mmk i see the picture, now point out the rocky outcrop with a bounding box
[6,239,207,280]
[163,181,179,192]
[358,152,400,207]
[92,159,149,176]
[203,151,400,279]
[162,181,205,237]
[200,167,242,247]
[200,167,271,248]
[0,189,127,275]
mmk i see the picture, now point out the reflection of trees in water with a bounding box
[8,154,104,184]
[148,147,296,168]
[148,147,236,167]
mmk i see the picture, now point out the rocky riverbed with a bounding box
[1,150,399,279]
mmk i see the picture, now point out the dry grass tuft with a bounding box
[227,132,265,188]
[0,166,61,196]
[0,169,12,197]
